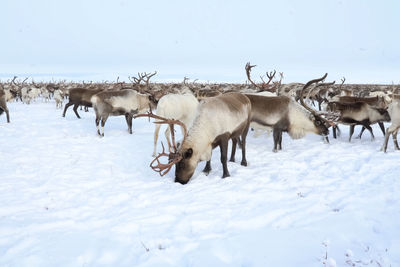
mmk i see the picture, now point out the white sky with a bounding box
[1,0,399,83]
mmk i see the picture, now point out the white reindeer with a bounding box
[152,93,199,156]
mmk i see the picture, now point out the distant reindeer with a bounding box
[0,85,10,123]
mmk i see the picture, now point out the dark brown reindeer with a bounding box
[245,73,334,152]
[136,92,252,184]
[327,96,390,142]
[62,87,104,118]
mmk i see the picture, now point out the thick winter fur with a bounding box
[327,101,390,141]
[0,88,10,123]
[153,93,199,156]
[245,94,329,152]
[382,99,400,152]
[62,88,104,118]
[175,92,251,184]
[91,89,156,136]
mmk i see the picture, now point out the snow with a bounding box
[1,99,400,266]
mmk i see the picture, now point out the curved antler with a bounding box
[134,110,188,176]
[300,73,338,126]
[245,62,277,92]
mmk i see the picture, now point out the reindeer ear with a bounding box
[184,148,193,159]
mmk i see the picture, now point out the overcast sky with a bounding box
[0,0,399,83]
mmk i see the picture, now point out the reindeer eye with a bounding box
[184,148,193,159]
[316,121,321,126]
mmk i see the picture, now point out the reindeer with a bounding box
[62,88,104,118]
[152,93,199,156]
[381,96,400,152]
[91,89,157,136]
[245,74,333,152]
[326,98,390,142]
[0,85,10,123]
[136,92,251,184]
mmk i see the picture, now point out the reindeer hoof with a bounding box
[241,160,247,167]
[203,168,211,176]
[222,173,230,178]
[229,158,235,162]
[272,149,278,153]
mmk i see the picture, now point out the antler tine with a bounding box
[300,73,338,127]
[266,70,276,81]
[134,110,188,149]
[150,142,179,176]
[11,76,17,85]
[316,81,336,87]
[135,110,187,177]
[245,62,260,89]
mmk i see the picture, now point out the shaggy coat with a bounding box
[174,92,251,184]
[91,89,156,136]
[245,94,329,152]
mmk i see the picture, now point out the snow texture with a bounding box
[1,99,400,266]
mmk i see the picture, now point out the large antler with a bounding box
[245,62,276,91]
[130,71,157,94]
[134,109,187,176]
[300,73,338,126]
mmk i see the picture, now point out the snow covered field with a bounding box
[1,99,399,266]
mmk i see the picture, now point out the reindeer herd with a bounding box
[1,64,400,184]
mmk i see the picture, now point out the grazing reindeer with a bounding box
[0,85,10,123]
[136,92,251,184]
[245,73,333,152]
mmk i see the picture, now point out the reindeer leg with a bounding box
[202,160,212,175]
[240,123,249,166]
[153,123,161,157]
[164,126,172,152]
[229,138,237,162]
[273,128,281,152]
[62,102,73,117]
[73,104,81,119]
[220,137,230,178]
[332,125,337,139]
[100,115,108,137]
[378,122,385,136]
[364,124,375,141]
[125,114,133,134]
[356,126,366,139]
[95,115,101,136]
[348,125,355,142]
[382,127,391,152]
[5,108,10,123]
[393,128,400,150]
[278,131,283,150]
